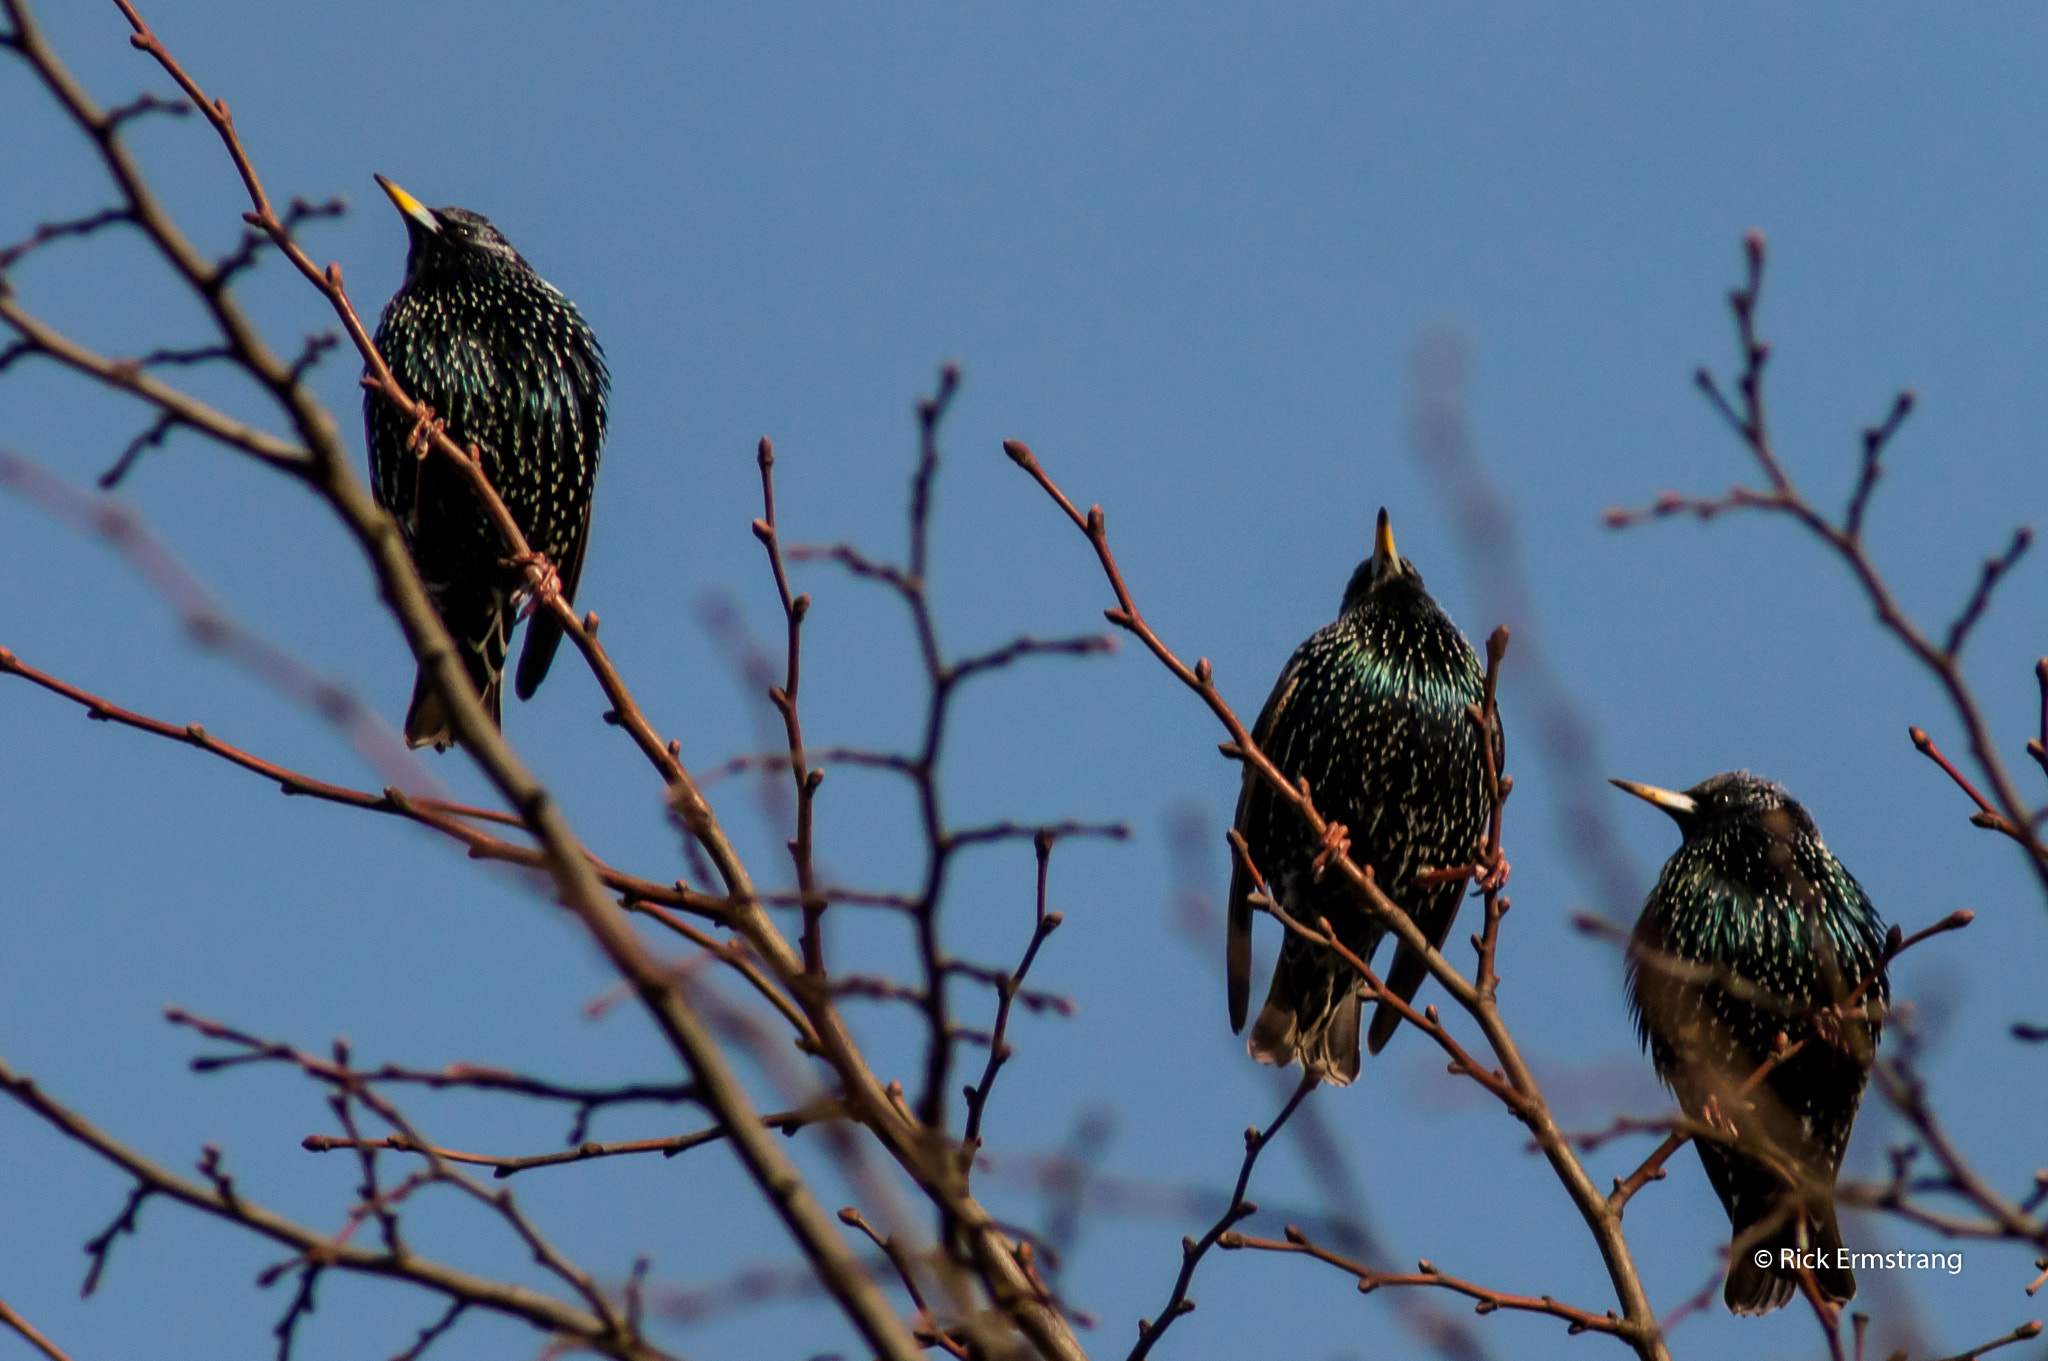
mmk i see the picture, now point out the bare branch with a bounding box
[81,1184,153,1297]
[1127,1075,1316,1360]
[840,1208,970,1359]
[0,648,750,930]
[949,632,1118,685]
[1008,435,1672,1358]
[1846,390,1915,540]
[1925,1321,2044,1361]
[97,409,180,488]
[0,1297,76,1361]
[1609,232,2048,898]
[0,1055,673,1357]
[302,1102,830,1179]
[1944,526,2033,660]
[749,437,828,972]
[0,205,131,273]
[390,1300,467,1361]
[1220,1226,1628,1339]
[962,832,1066,1152]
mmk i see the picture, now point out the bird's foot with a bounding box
[1699,1094,1741,1140]
[1808,1002,1872,1056]
[1478,848,1511,893]
[1310,820,1352,881]
[405,403,445,460]
[509,552,562,619]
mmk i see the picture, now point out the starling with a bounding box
[365,175,609,749]
[1228,509,1500,1084]
[1613,772,1889,1316]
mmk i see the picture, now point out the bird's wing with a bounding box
[1228,650,1306,1032]
[513,337,606,703]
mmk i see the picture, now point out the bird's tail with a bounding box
[1717,1175,1855,1315]
[403,590,510,751]
[515,607,567,702]
[1248,934,1363,1086]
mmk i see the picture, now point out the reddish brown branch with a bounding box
[2028,659,2048,781]
[623,904,819,1051]
[302,1103,829,1179]
[1607,1120,1716,1217]
[10,4,1062,1355]
[1927,1320,2044,1361]
[1231,871,1522,1114]
[751,437,828,973]
[1009,436,1670,1359]
[961,832,1065,1155]
[0,204,133,274]
[1127,1075,1315,1361]
[0,1054,672,1358]
[1914,725,2037,848]
[839,1208,971,1359]
[0,1297,76,1361]
[1842,1010,2048,1256]
[1219,1227,1626,1339]
[0,645,741,924]
[1607,231,2048,898]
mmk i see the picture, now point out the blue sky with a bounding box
[6,4,2048,1359]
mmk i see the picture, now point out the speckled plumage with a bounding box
[1619,771,1889,1316]
[365,178,608,749]
[1228,510,1498,1085]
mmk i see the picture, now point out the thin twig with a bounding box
[1127,1074,1315,1360]
[961,831,1066,1155]
[1925,1321,2044,1361]
[302,1103,829,1179]
[0,1054,675,1358]
[1219,1226,1627,1339]
[750,437,828,973]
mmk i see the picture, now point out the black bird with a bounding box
[1613,772,1889,1316]
[365,175,609,749]
[1228,509,1499,1084]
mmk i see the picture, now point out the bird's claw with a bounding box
[510,552,562,620]
[1700,1094,1740,1140]
[405,403,444,460]
[1310,820,1352,881]
[1478,849,1511,893]
[1809,1002,1858,1054]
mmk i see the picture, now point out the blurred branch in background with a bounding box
[0,2,1112,1354]
[1408,326,1643,925]
[6,0,2046,1355]
[0,451,435,795]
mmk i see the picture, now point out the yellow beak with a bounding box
[1609,778,1698,816]
[1372,506,1398,572]
[374,174,440,234]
